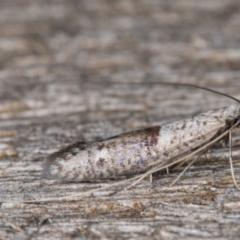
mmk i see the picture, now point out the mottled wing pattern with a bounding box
[42,106,233,181]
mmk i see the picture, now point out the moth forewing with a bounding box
[42,104,240,183]
[20,120,239,204]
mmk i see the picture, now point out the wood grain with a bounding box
[1,0,240,239]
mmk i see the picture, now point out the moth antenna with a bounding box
[152,82,240,104]
[109,81,240,104]
[229,129,240,190]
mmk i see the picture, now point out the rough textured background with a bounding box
[1,0,240,239]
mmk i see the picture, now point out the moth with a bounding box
[41,82,240,192]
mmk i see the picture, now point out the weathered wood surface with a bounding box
[1,0,240,239]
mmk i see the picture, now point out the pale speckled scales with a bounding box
[42,105,240,181]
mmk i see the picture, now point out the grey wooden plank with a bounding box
[1,0,240,239]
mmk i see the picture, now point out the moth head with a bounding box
[226,104,240,127]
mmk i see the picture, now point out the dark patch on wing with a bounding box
[55,141,88,157]
[107,126,160,147]
[181,120,187,130]
[97,143,105,150]
[163,151,169,157]
[142,126,161,146]
[97,157,106,167]
[104,141,117,150]
[41,141,89,179]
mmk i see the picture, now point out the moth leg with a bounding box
[228,130,240,190]
[149,174,152,183]
[148,164,169,183]
[222,134,229,146]
[170,147,210,187]
[203,153,209,161]
[172,156,192,170]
